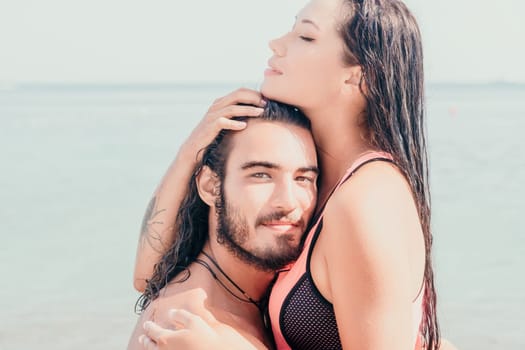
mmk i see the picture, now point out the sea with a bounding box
[0,82,523,349]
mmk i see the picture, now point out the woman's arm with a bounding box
[133,146,197,292]
[322,162,424,349]
[139,309,268,350]
[133,88,266,292]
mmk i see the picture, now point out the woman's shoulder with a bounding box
[321,159,416,248]
[332,159,411,212]
[316,160,416,299]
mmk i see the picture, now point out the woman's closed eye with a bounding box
[299,35,315,42]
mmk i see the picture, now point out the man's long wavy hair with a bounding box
[339,0,439,348]
[136,101,311,312]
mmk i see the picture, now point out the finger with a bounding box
[218,105,265,119]
[204,106,263,128]
[218,118,247,131]
[168,309,211,330]
[208,107,264,133]
[212,88,265,110]
[139,334,158,350]
[143,321,171,342]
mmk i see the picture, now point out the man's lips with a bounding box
[261,221,301,233]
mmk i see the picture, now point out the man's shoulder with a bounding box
[127,287,209,350]
[153,286,211,324]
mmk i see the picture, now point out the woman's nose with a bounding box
[268,34,287,57]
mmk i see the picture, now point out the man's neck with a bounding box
[201,241,276,304]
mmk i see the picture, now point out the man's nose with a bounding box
[272,180,301,217]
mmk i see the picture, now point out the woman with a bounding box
[134,0,439,348]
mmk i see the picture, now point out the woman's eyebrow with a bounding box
[295,16,321,30]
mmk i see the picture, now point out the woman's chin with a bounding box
[260,83,288,103]
[259,80,274,97]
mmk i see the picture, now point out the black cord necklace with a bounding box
[195,251,261,310]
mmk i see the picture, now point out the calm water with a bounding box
[0,83,523,349]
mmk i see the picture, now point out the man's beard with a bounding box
[215,190,303,272]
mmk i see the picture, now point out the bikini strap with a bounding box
[309,151,394,228]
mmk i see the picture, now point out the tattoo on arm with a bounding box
[139,196,168,252]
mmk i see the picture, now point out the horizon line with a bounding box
[1,80,524,90]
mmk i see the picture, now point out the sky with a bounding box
[0,0,524,84]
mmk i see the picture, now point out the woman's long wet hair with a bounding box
[340,0,439,348]
[136,101,310,312]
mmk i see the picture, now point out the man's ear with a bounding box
[196,166,220,206]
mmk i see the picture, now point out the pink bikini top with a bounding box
[267,151,424,350]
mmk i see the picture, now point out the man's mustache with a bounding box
[255,211,305,230]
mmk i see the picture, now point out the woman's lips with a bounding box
[265,60,283,76]
[264,67,283,76]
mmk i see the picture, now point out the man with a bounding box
[128,101,319,349]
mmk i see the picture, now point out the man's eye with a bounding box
[296,176,314,183]
[252,173,271,179]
